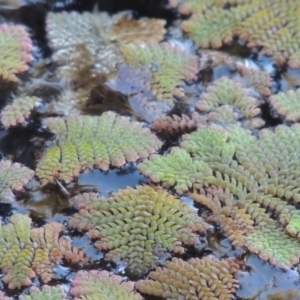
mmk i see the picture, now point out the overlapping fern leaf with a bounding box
[0,24,33,82]
[69,185,209,274]
[180,0,300,68]
[71,270,142,300]
[36,111,162,185]
[1,96,41,127]
[0,213,86,289]
[0,160,34,202]
[137,256,239,299]
[20,286,66,300]
[121,42,199,105]
[196,76,260,117]
[270,88,300,122]
[139,124,300,268]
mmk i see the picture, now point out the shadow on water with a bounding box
[0,125,52,169]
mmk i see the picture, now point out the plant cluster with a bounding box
[121,42,199,105]
[1,96,41,127]
[70,270,142,300]
[19,286,66,300]
[179,0,300,68]
[36,112,162,185]
[0,160,34,202]
[0,1,300,298]
[0,214,86,289]
[69,185,209,273]
[137,256,239,299]
[195,76,264,128]
[0,24,33,82]
[270,88,300,122]
[139,124,300,268]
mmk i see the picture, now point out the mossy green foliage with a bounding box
[246,226,300,268]
[139,124,300,268]
[46,11,123,75]
[270,88,300,122]
[0,160,34,203]
[0,214,86,289]
[69,185,209,274]
[0,24,33,82]
[121,42,198,105]
[1,96,41,127]
[71,270,142,300]
[36,111,162,185]
[137,256,239,299]
[20,286,66,300]
[196,77,260,118]
[180,0,300,68]
[139,147,212,193]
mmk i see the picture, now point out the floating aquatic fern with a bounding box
[196,76,261,119]
[20,286,66,300]
[180,0,300,68]
[137,256,239,299]
[121,42,199,105]
[69,185,209,273]
[109,14,166,44]
[246,225,300,268]
[0,160,34,203]
[70,270,142,300]
[0,160,34,192]
[266,289,300,300]
[139,124,300,268]
[234,64,272,97]
[139,147,212,193]
[0,213,86,289]
[1,96,41,127]
[36,111,162,185]
[0,24,33,82]
[46,11,124,75]
[151,113,202,138]
[270,88,300,122]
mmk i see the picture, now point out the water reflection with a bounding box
[237,255,300,299]
[77,163,149,197]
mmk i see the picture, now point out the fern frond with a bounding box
[0,24,33,82]
[139,147,212,193]
[270,88,300,122]
[36,112,162,185]
[0,214,87,289]
[69,185,209,273]
[0,160,34,202]
[180,0,300,67]
[1,96,41,127]
[121,42,198,105]
[246,225,300,268]
[20,285,66,300]
[70,270,142,300]
[46,11,124,75]
[151,113,203,137]
[137,256,239,299]
[196,77,260,118]
[140,124,300,267]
